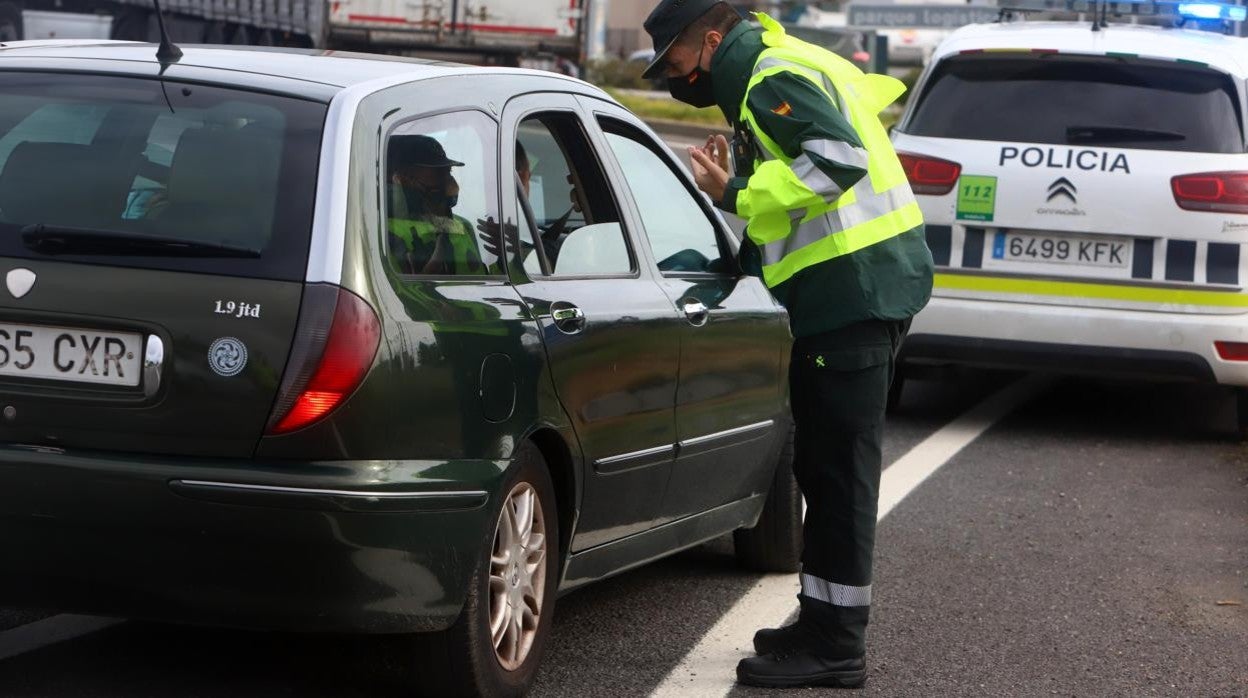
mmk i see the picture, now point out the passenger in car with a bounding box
[480,141,582,271]
[387,135,486,275]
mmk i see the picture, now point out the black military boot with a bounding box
[752,621,806,655]
[736,651,867,689]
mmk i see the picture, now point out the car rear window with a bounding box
[904,55,1244,154]
[0,72,326,280]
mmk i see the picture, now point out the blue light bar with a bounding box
[1177,1,1248,19]
[999,0,1248,22]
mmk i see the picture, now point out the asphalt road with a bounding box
[0,370,1244,697]
[0,138,1244,697]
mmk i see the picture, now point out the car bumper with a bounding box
[905,295,1248,386]
[0,444,507,633]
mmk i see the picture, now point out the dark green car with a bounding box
[0,41,799,695]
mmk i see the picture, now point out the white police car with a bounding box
[890,0,1248,430]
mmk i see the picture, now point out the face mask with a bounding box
[667,42,716,108]
[408,177,457,215]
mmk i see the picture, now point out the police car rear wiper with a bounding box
[1065,125,1186,144]
[20,224,261,258]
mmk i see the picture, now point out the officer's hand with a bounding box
[688,147,729,203]
[477,217,503,258]
[701,134,730,173]
[428,231,454,267]
[419,232,454,275]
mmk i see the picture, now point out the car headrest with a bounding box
[553,222,630,276]
[0,142,126,228]
[164,125,281,242]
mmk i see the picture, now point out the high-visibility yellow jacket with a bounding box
[713,14,933,337]
[388,215,485,276]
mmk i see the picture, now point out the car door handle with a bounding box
[681,299,709,327]
[550,302,586,334]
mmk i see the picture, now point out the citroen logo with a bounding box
[5,268,35,299]
[1047,177,1077,204]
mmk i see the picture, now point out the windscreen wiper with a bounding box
[1066,125,1186,144]
[20,224,260,258]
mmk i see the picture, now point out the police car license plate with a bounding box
[0,323,142,387]
[991,230,1130,269]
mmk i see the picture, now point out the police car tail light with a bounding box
[898,153,961,195]
[1215,341,1248,362]
[265,285,381,435]
[1171,172,1248,214]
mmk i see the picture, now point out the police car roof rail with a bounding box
[995,0,1246,33]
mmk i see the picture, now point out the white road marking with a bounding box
[649,374,1051,698]
[876,374,1049,519]
[0,614,124,662]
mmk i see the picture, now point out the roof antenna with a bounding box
[151,0,183,65]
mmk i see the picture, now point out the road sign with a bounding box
[847,4,1001,27]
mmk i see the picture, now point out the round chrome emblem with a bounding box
[208,337,248,377]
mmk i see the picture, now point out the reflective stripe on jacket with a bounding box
[388,215,485,275]
[736,13,924,290]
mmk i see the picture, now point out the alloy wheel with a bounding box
[488,481,547,671]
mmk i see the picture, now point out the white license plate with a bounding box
[0,323,142,387]
[991,231,1131,269]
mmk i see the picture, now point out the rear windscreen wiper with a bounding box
[1065,125,1186,144]
[20,224,260,258]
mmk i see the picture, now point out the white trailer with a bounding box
[0,0,584,66]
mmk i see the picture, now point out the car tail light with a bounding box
[1215,341,1248,362]
[1171,171,1248,214]
[898,152,961,196]
[265,284,381,435]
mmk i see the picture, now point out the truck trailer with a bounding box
[0,0,585,67]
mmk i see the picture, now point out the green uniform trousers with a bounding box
[789,318,907,658]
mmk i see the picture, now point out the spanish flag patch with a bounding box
[771,101,793,116]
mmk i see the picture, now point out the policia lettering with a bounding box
[1000,146,1131,174]
[641,0,933,684]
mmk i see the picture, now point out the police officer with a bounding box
[641,0,933,688]
[387,134,485,275]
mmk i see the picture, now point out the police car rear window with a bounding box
[904,55,1244,154]
[0,72,326,280]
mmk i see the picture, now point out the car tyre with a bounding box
[0,2,23,42]
[414,441,560,697]
[734,423,802,573]
[1234,388,1248,442]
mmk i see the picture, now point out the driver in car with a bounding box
[478,140,583,271]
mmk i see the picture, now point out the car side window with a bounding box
[515,113,633,277]
[598,118,729,275]
[384,111,500,276]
